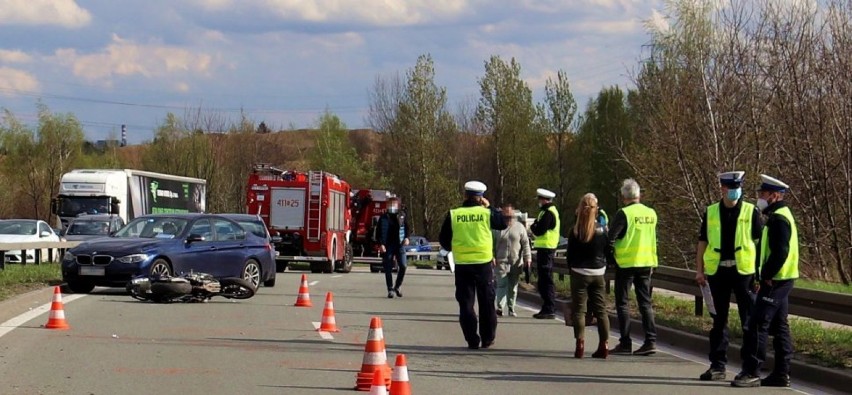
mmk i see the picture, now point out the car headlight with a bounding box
[116,254,148,264]
[63,252,75,261]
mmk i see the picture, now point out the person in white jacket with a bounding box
[492,204,532,317]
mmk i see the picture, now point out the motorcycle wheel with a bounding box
[149,281,192,303]
[219,277,256,300]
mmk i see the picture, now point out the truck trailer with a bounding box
[246,164,353,274]
[52,169,207,229]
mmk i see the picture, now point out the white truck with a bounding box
[51,169,207,230]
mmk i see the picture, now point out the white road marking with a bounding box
[312,322,334,340]
[331,275,342,278]
[0,294,86,339]
[309,281,319,286]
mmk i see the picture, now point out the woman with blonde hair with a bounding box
[566,193,610,358]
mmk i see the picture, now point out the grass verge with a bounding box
[796,279,852,294]
[0,263,63,302]
[536,272,852,370]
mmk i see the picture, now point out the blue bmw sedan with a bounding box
[61,214,276,293]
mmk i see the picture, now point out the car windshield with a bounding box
[114,217,189,239]
[66,220,111,236]
[235,220,268,239]
[0,221,38,235]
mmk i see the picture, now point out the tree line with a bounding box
[1,0,848,283]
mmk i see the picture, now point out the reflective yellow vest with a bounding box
[613,203,658,268]
[703,201,757,276]
[450,206,493,264]
[533,205,560,249]
[760,206,799,280]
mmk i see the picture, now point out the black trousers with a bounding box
[707,267,754,370]
[454,263,497,346]
[614,267,657,347]
[536,248,556,314]
[740,279,794,376]
[381,245,407,291]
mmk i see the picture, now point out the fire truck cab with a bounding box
[246,164,353,274]
[349,189,395,257]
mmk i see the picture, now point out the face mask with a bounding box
[388,206,399,214]
[726,188,742,201]
[756,198,769,211]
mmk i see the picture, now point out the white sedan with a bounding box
[0,219,61,263]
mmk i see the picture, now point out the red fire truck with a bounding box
[349,189,395,258]
[246,164,353,274]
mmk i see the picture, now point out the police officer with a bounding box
[607,178,658,355]
[733,174,798,388]
[439,181,507,349]
[696,171,762,381]
[530,188,560,319]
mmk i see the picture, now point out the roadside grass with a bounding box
[796,279,852,294]
[0,263,63,302]
[537,272,852,369]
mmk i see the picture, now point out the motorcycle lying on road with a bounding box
[126,271,256,303]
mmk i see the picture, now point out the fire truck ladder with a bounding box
[306,171,323,242]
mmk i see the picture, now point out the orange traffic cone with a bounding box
[369,368,388,395]
[294,274,313,307]
[317,292,340,332]
[390,354,411,395]
[44,286,70,330]
[355,317,392,391]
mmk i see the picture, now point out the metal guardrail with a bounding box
[551,256,852,327]
[0,241,83,270]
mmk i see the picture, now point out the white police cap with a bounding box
[718,171,745,187]
[536,188,556,199]
[464,181,487,196]
[758,174,789,192]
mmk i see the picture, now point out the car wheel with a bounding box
[370,265,379,273]
[310,262,322,273]
[276,260,288,273]
[242,260,262,289]
[66,279,95,294]
[263,274,276,287]
[436,263,442,270]
[150,259,172,277]
[337,243,353,273]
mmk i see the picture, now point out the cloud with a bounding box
[0,67,40,96]
[0,0,91,28]
[53,34,216,86]
[192,0,474,26]
[0,49,32,63]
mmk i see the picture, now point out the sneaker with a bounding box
[633,342,657,356]
[387,291,394,299]
[393,288,403,298]
[481,340,494,349]
[731,372,761,388]
[609,343,633,355]
[699,368,726,381]
[533,312,556,319]
[760,374,790,387]
[496,309,503,317]
[508,310,517,317]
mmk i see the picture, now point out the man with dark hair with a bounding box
[377,196,410,299]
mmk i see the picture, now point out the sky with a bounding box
[0,0,665,145]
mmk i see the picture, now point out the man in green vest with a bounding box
[695,171,762,381]
[733,174,798,388]
[439,181,507,350]
[607,178,658,356]
[530,188,560,319]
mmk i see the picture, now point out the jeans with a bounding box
[495,261,522,313]
[455,263,497,345]
[382,245,407,291]
[740,279,794,376]
[614,267,657,347]
[570,271,609,342]
[536,248,556,314]
[707,267,754,370]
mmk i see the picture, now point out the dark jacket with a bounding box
[566,224,608,270]
[530,203,557,237]
[758,201,793,281]
[378,212,410,247]
[439,200,507,252]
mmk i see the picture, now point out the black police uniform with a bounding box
[530,203,558,317]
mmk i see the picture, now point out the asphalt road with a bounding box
[0,267,814,395]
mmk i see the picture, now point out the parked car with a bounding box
[0,219,61,263]
[219,213,278,285]
[62,214,125,242]
[61,214,276,294]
